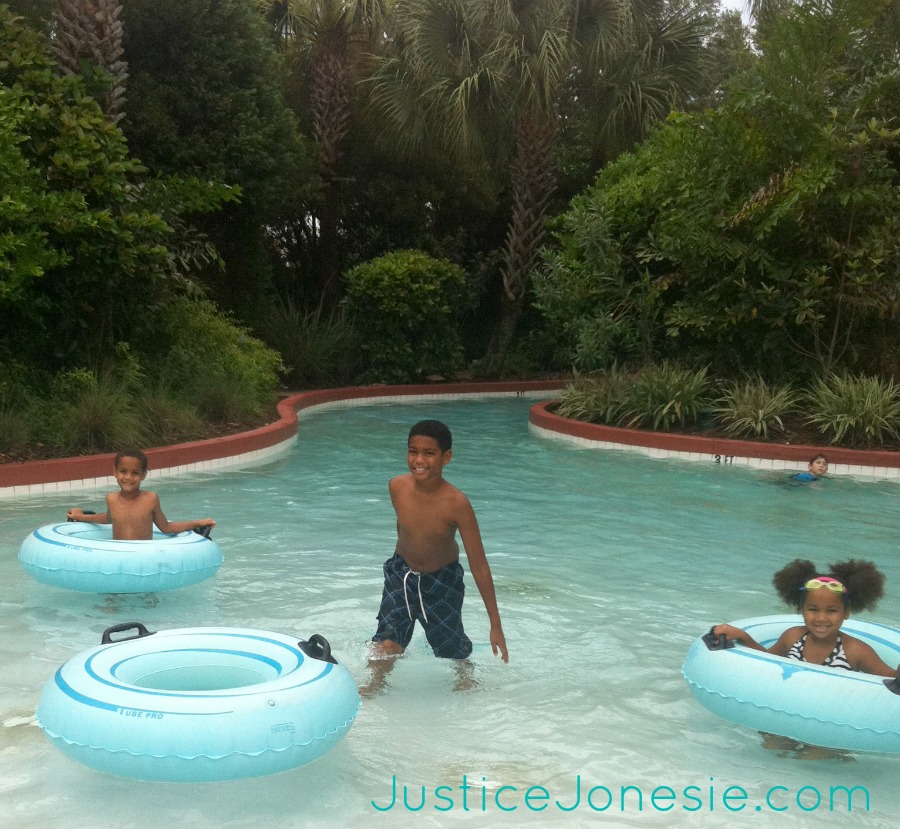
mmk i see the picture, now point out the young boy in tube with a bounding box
[67,449,215,541]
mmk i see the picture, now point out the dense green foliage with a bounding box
[0,7,283,454]
[536,0,900,380]
[121,0,318,314]
[343,250,468,383]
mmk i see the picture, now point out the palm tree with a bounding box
[51,0,127,123]
[370,0,709,372]
[255,0,392,304]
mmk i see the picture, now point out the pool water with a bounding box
[2,398,899,828]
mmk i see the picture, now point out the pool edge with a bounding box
[529,401,900,482]
[0,381,564,499]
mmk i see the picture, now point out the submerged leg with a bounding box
[452,658,477,692]
[360,640,404,697]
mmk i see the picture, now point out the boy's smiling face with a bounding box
[407,435,451,484]
[114,456,147,494]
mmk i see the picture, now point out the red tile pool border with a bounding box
[4,380,898,495]
[529,401,900,480]
[0,381,564,496]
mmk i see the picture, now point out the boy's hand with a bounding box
[491,626,509,663]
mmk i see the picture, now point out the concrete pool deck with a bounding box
[2,380,899,498]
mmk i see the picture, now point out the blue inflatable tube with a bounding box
[682,615,900,753]
[36,624,361,782]
[19,522,223,593]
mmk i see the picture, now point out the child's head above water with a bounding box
[807,454,828,477]
[773,558,885,612]
[114,448,148,473]
[408,420,452,453]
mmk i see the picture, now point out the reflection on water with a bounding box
[2,399,899,827]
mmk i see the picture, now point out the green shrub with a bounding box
[712,374,799,439]
[152,296,284,420]
[0,405,30,453]
[571,316,641,373]
[255,299,361,388]
[343,250,467,383]
[804,373,900,446]
[51,367,151,453]
[624,363,711,431]
[555,366,634,425]
[137,382,205,445]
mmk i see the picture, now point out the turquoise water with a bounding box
[2,397,899,828]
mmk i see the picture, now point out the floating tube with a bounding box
[682,615,900,753]
[36,624,361,782]
[19,522,223,593]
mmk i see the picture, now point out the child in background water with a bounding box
[790,454,828,483]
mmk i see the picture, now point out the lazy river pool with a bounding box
[2,397,899,828]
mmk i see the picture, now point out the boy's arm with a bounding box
[456,496,508,663]
[151,495,215,535]
[66,507,108,523]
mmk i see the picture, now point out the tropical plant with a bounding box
[343,250,468,383]
[804,372,900,446]
[50,366,151,454]
[0,8,236,371]
[254,0,391,304]
[624,363,711,431]
[121,0,316,317]
[537,0,900,378]
[368,0,711,373]
[554,366,634,425]
[147,296,284,420]
[711,373,798,438]
[255,299,361,388]
[136,382,205,446]
[51,0,127,122]
[0,406,31,454]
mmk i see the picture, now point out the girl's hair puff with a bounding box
[828,559,884,612]
[772,558,885,611]
[772,559,818,610]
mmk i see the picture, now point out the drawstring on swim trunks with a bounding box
[402,568,429,623]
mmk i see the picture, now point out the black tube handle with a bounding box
[193,524,212,538]
[67,509,97,522]
[298,634,337,664]
[885,669,900,696]
[702,627,733,651]
[101,622,156,644]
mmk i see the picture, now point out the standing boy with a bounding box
[365,420,508,692]
[67,449,215,540]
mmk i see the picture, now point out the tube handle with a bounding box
[701,627,733,651]
[298,634,337,664]
[101,622,156,644]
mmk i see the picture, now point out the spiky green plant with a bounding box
[0,405,30,453]
[712,374,798,439]
[805,373,900,446]
[555,365,633,425]
[624,363,711,431]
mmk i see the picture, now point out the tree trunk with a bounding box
[480,112,557,375]
[311,37,352,307]
[52,0,127,123]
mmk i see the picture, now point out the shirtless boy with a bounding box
[66,449,215,541]
[364,420,507,692]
